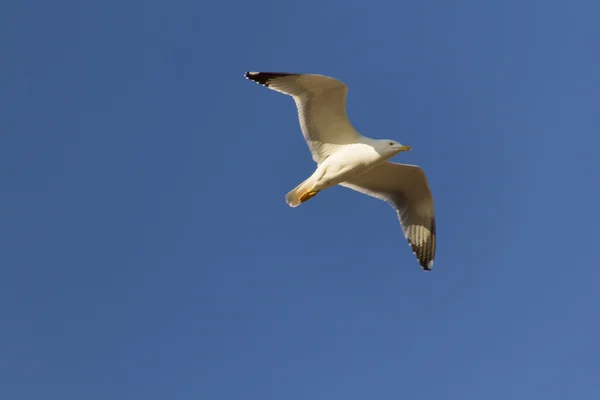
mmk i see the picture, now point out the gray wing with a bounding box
[339,162,436,271]
[245,72,362,163]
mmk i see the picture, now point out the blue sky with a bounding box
[1,0,599,398]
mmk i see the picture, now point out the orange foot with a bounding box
[299,190,319,203]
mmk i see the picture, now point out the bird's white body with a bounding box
[305,140,402,193]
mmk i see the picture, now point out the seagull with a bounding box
[245,72,436,271]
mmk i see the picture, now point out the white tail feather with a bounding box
[285,179,312,207]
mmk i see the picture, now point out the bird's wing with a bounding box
[339,162,436,270]
[245,72,362,163]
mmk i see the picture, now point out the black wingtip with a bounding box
[244,71,270,86]
[244,71,300,87]
[419,257,434,271]
[411,245,434,271]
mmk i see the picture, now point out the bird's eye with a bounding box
[389,142,394,146]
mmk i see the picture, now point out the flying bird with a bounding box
[245,72,436,271]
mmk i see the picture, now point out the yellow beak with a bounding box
[399,145,412,152]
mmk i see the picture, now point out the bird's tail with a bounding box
[285,178,319,207]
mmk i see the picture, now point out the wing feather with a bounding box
[245,72,362,163]
[340,162,436,270]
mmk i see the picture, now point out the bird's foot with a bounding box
[299,190,319,203]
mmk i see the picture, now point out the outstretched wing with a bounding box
[245,72,362,163]
[340,162,436,270]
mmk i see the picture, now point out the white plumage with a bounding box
[245,72,436,271]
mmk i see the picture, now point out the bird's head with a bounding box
[377,139,412,157]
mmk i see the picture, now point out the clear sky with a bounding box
[1,0,599,398]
